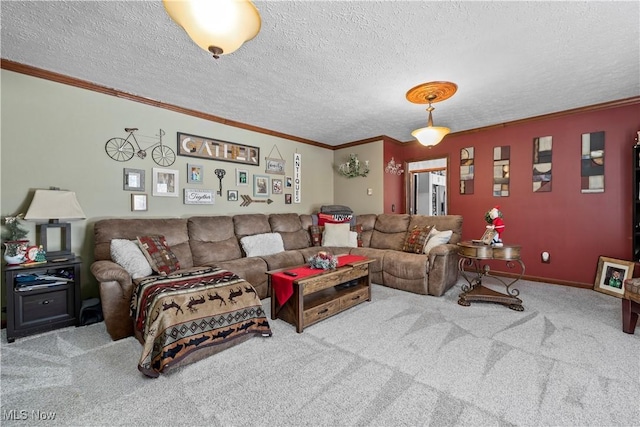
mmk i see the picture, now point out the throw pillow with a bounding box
[310,224,363,247]
[240,233,285,257]
[110,239,153,279]
[136,235,181,276]
[322,223,352,246]
[402,225,433,254]
[423,228,453,254]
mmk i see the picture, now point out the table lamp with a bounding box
[24,189,86,261]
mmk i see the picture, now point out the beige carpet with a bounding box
[1,279,639,426]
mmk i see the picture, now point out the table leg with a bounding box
[458,257,525,311]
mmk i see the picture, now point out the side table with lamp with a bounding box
[3,188,86,342]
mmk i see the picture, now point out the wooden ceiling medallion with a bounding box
[406,81,458,104]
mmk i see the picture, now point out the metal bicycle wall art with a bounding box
[105,128,176,167]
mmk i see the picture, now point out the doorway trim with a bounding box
[405,155,450,215]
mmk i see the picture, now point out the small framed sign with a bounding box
[184,188,215,205]
[152,168,179,197]
[131,193,148,211]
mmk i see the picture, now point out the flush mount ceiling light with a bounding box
[406,81,458,147]
[163,0,261,59]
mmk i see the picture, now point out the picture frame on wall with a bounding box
[152,168,179,197]
[227,190,238,201]
[236,169,249,186]
[184,188,214,204]
[131,193,148,211]
[272,178,283,194]
[285,176,292,188]
[285,194,292,204]
[187,163,203,184]
[593,256,634,298]
[123,168,145,192]
[253,175,270,197]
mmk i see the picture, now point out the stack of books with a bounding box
[14,273,71,292]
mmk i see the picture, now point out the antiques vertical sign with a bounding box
[293,153,301,204]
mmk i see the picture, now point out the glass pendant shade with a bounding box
[411,126,450,147]
[163,0,261,57]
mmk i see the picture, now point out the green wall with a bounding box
[1,70,358,299]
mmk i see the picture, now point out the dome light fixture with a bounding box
[163,0,261,59]
[406,81,458,147]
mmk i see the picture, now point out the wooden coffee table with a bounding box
[267,257,373,332]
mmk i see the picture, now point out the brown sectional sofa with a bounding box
[91,213,463,340]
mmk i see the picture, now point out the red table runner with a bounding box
[271,254,368,306]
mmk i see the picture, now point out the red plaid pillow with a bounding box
[136,235,180,276]
[402,225,433,254]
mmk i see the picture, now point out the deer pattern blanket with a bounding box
[130,266,272,377]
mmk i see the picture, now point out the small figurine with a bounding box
[34,245,47,262]
[485,205,505,247]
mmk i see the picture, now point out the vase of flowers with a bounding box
[2,213,29,265]
[308,251,338,270]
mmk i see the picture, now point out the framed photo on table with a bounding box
[594,256,634,298]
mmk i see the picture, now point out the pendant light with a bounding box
[406,81,458,147]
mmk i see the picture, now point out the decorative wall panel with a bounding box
[493,146,510,197]
[460,147,474,194]
[533,136,552,192]
[581,131,605,193]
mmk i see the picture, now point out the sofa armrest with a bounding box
[90,260,135,340]
[427,243,460,296]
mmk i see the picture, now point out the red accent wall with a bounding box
[391,103,640,286]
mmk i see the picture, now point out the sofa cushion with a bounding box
[188,216,243,264]
[402,225,433,254]
[408,215,463,245]
[269,213,310,250]
[240,233,285,257]
[316,212,353,226]
[322,223,353,247]
[234,214,271,239]
[137,235,181,275]
[423,228,454,254]
[370,214,410,250]
[110,239,153,279]
[310,224,363,247]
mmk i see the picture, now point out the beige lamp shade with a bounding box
[25,190,86,221]
[163,0,261,57]
[411,125,451,147]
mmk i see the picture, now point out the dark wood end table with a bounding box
[457,241,525,311]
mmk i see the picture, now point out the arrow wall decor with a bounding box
[240,195,273,207]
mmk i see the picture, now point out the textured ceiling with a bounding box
[2,1,639,146]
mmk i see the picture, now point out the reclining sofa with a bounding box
[91,213,463,340]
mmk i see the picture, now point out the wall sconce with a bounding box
[337,154,370,178]
[24,188,86,261]
[385,157,404,175]
[163,0,261,59]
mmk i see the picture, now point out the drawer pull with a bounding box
[318,308,329,315]
[41,300,51,305]
[351,295,361,301]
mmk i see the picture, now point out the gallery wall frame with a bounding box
[152,168,179,197]
[187,163,203,184]
[184,188,214,205]
[227,190,238,201]
[123,168,145,192]
[272,178,283,194]
[594,256,634,298]
[176,132,260,166]
[236,169,249,186]
[131,193,148,211]
[253,174,270,197]
[493,146,510,197]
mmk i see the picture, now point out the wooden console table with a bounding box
[457,241,525,311]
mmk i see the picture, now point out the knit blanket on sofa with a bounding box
[130,266,272,377]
